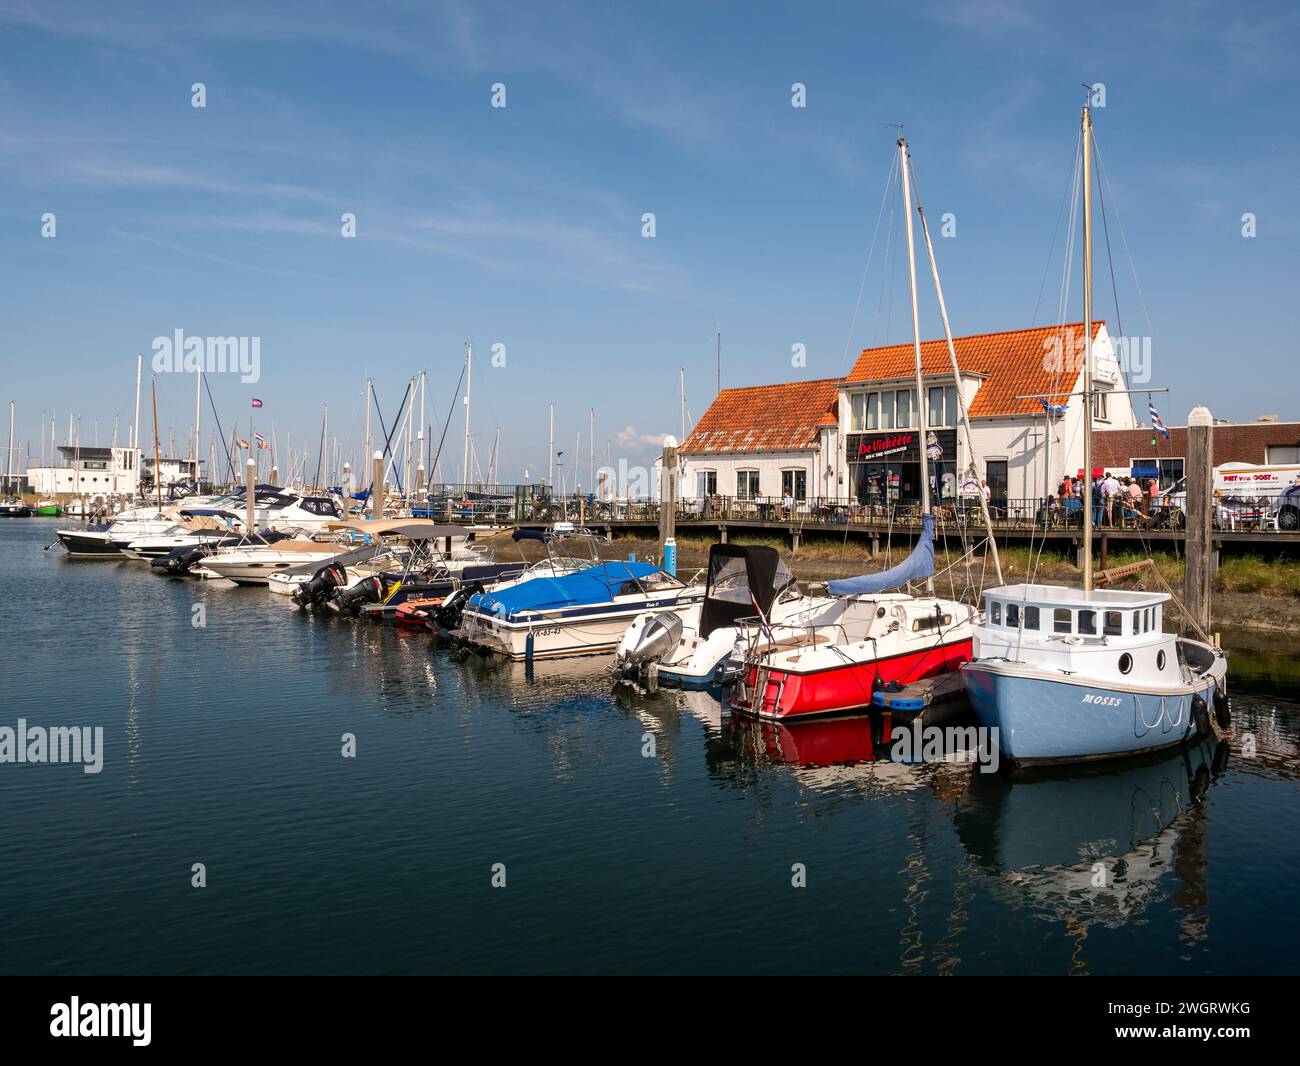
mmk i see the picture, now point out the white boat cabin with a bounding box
[973,583,1184,689]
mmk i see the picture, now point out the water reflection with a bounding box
[955,739,1229,972]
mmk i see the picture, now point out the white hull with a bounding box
[459,591,702,660]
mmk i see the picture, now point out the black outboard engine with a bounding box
[293,562,349,608]
[431,582,485,633]
[332,572,401,616]
[153,542,212,575]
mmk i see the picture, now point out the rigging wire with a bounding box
[840,149,901,375]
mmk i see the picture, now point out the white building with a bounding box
[27,445,141,497]
[678,378,841,504]
[680,323,1137,514]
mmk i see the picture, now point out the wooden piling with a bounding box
[371,451,383,520]
[1184,406,1214,635]
[245,458,256,534]
[658,436,677,553]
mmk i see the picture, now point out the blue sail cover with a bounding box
[470,561,662,619]
[826,514,934,597]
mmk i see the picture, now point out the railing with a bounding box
[377,488,1300,535]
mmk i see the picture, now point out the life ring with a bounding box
[1191,694,1212,737]
[1213,687,1231,730]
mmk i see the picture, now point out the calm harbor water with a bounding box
[2,518,1297,975]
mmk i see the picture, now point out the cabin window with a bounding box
[1119,653,1133,674]
[1156,650,1166,670]
[1006,603,1019,628]
[1078,610,1097,636]
[1148,607,1157,632]
[1053,608,1072,634]
[1024,606,1039,631]
[911,613,953,632]
[1104,611,1123,636]
[991,602,1002,625]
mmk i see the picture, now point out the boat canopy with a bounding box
[827,514,934,597]
[699,543,797,638]
[470,560,661,616]
[326,518,465,539]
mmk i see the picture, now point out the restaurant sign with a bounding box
[848,429,955,463]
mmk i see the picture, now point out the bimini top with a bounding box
[471,561,663,617]
[326,519,465,539]
[983,583,1170,609]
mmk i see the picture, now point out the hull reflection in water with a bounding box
[956,739,1229,949]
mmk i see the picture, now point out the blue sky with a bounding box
[2,0,1297,484]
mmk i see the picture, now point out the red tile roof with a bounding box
[681,377,840,455]
[847,321,1104,417]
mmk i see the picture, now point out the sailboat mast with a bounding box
[462,342,473,487]
[151,377,162,513]
[899,136,934,592]
[193,366,202,485]
[132,353,142,451]
[1081,104,1095,594]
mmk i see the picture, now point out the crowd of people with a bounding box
[1046,471,1169,528]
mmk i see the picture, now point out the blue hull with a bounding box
[963,667,1224,765]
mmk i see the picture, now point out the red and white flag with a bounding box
[251,398,264,409]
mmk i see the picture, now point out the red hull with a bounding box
[733,638,971,720]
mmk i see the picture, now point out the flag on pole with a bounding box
[253,432,266,446]
[238,439,251,450]
[1148,401,1169,438]
[251,398,264,409]
[1040,398,1068,417]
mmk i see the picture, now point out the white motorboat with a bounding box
[195,538,349,585]
[614,542,839,689]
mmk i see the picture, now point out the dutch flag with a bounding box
[1149,401,1169,438]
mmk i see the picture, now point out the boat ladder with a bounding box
[751,664,786,717]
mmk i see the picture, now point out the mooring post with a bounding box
[245,457,256,534]
[1184,406,1214,636]
[371,450,383,520]
[659,436,677,572]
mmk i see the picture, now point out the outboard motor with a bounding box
[430,582,485,634]
[614,611,683,677]
[332,572,400,616]
[293,562,349,608]
[153,542,212,575]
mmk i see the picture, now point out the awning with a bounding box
[325,518,466,539]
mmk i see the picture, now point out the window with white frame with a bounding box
[737,470,760,499]
[781,469,807,501]
[696,470,717,497]
[927,385,959,427]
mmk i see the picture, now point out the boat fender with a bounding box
[1191,693,1212,737]
[1213,687,1231,730]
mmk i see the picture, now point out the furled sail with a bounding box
[826,514,934,596]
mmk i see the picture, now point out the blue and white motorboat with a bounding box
[455,559,703,661]
[961,101,1230,766]
[961,584,1228,766]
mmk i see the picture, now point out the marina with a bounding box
[2,0,1298,998]
[0,514,1296,975]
